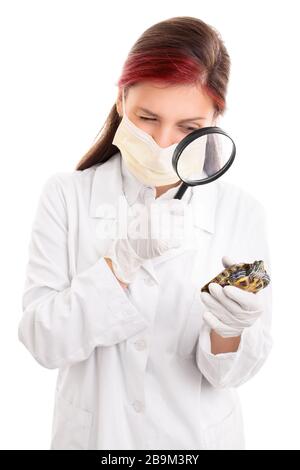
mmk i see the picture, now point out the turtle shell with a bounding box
[201,260,270,294]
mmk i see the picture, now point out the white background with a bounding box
[0,0,299,450]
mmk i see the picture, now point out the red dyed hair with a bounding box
[118,50,225,113]
[76,16,230,170]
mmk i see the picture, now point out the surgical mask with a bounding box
[112,88,206,186]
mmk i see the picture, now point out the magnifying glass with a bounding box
[172,126,236,199]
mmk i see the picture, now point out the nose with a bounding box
[152,127,179,148]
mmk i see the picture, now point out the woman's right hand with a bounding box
[105,198,187,284]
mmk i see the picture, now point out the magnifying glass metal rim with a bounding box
[172,126,236,188]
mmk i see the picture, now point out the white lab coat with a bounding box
[18,151,273,450]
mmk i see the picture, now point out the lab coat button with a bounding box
[134,339,147,351]
[132,400,145,413]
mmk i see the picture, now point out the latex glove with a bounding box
[200,256,264,338]
[106,198,187,284]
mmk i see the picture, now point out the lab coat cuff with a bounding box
[196,320,262,388]
[73,257,150,343]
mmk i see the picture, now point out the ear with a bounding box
[115,101,121,117]
[115,90,123,117]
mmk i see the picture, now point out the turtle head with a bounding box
[253,260,264,271]
[249,260,271,289]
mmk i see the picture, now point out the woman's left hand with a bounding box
[200,256,264,338]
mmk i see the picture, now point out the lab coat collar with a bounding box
[119,155,145,206]
[88,151,218,235]
[120,155,191,206]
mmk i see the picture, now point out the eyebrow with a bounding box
[136,107,206,122]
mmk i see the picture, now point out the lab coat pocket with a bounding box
[177,291,202,358]
[51,394,93,450]
[201,403,245,450]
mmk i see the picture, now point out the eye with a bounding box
[139,116,156,121]
[183,127,198,132]
[139,117,199,133]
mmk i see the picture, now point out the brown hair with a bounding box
[75,16,230,171]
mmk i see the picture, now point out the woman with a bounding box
[18,16,272,450]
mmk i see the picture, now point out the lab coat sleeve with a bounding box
[195,203,273,388]
[18,174,149,370]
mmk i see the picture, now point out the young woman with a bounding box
[18,16,272,450]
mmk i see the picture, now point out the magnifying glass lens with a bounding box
[176,132,234,183]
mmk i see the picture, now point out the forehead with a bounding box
[127,81,215,118]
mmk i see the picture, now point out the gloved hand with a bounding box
[106,198,187,284]
[200,256,264,338]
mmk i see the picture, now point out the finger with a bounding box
[222,255,236,268]
[200,289,243,326]
[201,285,261,327]
[223,284,262,311]
[206,283,247,316]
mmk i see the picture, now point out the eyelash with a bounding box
[139,116,198,132]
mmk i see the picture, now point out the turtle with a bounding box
[201,260,270,294]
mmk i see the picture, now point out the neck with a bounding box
[155,180,181,198]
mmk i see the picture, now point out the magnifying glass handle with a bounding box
[173,182,189,199]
